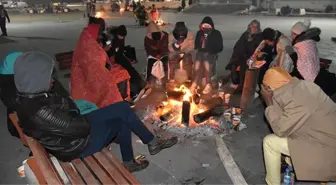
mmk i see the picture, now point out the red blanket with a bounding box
[71,24,130,108]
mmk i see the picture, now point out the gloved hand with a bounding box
[285,45,295,55]
[230,66,239,85]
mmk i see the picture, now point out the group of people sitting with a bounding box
[1,14,336,183]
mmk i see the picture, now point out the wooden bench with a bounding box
[9,113,140,185]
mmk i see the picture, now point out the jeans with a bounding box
[263,134,291,185]
[193,52,216,85]
[80,101,154,162]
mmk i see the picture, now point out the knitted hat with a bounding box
[291,19,311,35]
[263,67,292,90]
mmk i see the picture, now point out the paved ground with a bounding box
[0,12,336,184]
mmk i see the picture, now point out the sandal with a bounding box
[124,157,149,173]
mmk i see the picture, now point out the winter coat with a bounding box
[265,77,336,181]
[144,22,169,58]
[226,31,263,70]
[194,17,223,55]
[168,31,195,60]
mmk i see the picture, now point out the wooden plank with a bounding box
[71,159,99,185]
[60,162,85,185]
[93,152,129,185]
[83,156,115,184]
[26,137,64,185]
[9,113,27,146]
[240,69,259,113]
[26,157,48,185]
[102,148,141,185]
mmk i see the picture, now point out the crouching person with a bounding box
[14,51,177,173]
[191,16,223,94]
[168,21,194,83]
[261,67,336,185]
[144,22,169,86]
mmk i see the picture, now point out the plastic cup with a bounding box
[17,166,25,178]
[223,112,231,121]
[224,94,231,104]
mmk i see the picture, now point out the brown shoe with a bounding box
[124,159,149,173]
[148,137,178,155]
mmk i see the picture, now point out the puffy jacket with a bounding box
[15,82,90,162]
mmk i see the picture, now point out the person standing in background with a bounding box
[0,5,10,36]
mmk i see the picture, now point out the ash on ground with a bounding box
[140,106,248,139]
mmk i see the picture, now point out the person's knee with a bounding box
[263,134,277,150]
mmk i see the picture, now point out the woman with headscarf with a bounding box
[14,51,178,173]
[261,67,336,185]
[226,20,263,92]
[0,52,22,138]
[192,16,223,94]
[144,21,169,85]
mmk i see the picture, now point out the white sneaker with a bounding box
[202,84,212,94]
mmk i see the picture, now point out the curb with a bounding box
[215,135,248,185]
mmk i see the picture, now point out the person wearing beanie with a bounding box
[261,67,336,185]
[192,16,223,94]
[168,21,195,82]
[262,28,293,73]
[226,20,264,92]
[289,19,320,82]
[108,25,152,103]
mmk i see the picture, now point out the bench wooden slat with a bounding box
[9,113,27,146]
[60,162,85,185]
[71,159,99,185]
[94,152,130,185]
[26,137,64,185]
[27,157,48,185]
[83,156,116,184]
[102,148,141,185]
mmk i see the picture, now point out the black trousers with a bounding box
[115,53,146,97]
[0,18,6,35]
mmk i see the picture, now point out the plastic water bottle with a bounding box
[283,168,292,185]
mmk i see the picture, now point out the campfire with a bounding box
[141,82,247,138]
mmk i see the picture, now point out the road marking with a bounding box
[215,135,248,185]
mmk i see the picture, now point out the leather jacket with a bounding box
[15,81,90,162]
[0,74,17,113]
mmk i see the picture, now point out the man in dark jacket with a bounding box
[0,5,10,36]
[108,25,151,102]
[14,51,177,172]
[226,20,263,92]
[0,52,22,138]
[192,16,223,94]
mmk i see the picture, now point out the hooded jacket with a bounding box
[194,16,223,55]
[144,22,169,58]
[291,28,321,81]
[14,51,90,162]
[168,22,195,59]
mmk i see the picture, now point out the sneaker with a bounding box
[124,159,149,173]
[1,33,8,37]
[202,84,212,94]
[148,136,178,155]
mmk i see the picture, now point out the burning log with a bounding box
[159,110,174,121]
[193,106,226,124]
[200,97,223,109]
[166,91,184,101]
[181,101,191,127]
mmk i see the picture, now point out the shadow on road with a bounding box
[8,36,64,41]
